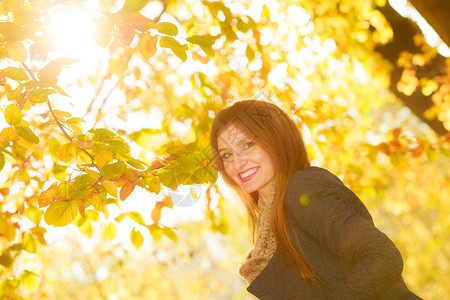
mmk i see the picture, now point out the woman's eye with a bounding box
[243,141,255,150]
[222,153,231,160]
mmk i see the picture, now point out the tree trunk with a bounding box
[375,2,448,136]
[409,0,450,48]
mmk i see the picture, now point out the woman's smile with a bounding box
[239,167,260,182]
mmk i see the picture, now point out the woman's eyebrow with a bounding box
[218,136,250,153]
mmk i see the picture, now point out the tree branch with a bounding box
[21,63,99,170]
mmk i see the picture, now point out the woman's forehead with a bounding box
[217,123,255,147]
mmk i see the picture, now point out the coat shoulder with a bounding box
[286,166,344,195]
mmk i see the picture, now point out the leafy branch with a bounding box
[21,62,99,170]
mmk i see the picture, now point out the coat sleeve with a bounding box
[284,168,404,296]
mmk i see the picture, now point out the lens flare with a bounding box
[48,8,101,60]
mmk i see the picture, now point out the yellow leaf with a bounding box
[26,205,42,224]
[58,143,76,163]
[70,124,84,135]
[106,222,117,240]
[262,5,271,21]
[52,109,71,123]
[1,67,29,81]
[74,140,93,149]
[121,0,149,14]
[21,270,40,292]
[0,127,19,141]
[92,191,107,211]
[138,33,158,59]
[38,182,58,207]
[6,42,27,62]
[5,104,23,125]
[95,149,114,168]
[156,22,178,36]
[44,200,78,227]
[117,25,135,46]
[130,227,143,248]
[151,202,163,223]
[102,180,117,198]
[28,88,57,103]
[23,234,36,253]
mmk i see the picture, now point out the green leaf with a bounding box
[121,0,149,13]
[246,45,255,61]
[21,270,40,292]
[126,159,146,169]
[157,22,178,36]
[159,37,188,62]
[4,104,22,125]
[158,167,181,190]
[100,161,128,179]
[1,67,29,81]
[186,35,215,57]
[159,140,184,155]
[106,140,131,159]
[44,200,78,226]
[89,128,116,138]
[138,174,161,194]
[15,127,39,144]
[236,18,250,33]
[205,166,218,183]
[0,147,16,159]
[72,174,97,190]
[0,153,4,172]
[130,227,144,248]
[28,88,57,103]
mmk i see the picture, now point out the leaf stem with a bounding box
[21,63,99,170]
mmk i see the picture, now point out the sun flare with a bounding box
[48,8,101,60]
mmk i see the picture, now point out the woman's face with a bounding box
[217,122,276,200]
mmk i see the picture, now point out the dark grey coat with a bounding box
[247,166,422,299]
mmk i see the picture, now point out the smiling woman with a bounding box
[47,8,101,60]
[209,99,422,299]
[217,123,276,203]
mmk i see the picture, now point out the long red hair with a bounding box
[209,99,321,284]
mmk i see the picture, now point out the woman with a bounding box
[209,99,421,299]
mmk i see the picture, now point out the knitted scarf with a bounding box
[238,183,277,285]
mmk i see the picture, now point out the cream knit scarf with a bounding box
[238,182,277,285]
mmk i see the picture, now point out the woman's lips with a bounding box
[239,167,259,183]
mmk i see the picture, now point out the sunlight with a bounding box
[48,8,102,60]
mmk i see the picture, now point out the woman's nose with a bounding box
[233,152,246,170]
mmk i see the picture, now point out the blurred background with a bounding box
[0,0,449,298]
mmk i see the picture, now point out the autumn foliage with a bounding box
[0,0,449,298]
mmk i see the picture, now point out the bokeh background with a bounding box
[0,0,449,298]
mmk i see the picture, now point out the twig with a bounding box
[83,72,110,118]
[21,63,99,170]
[91,0,168,125]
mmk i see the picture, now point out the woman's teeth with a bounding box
[240,168,258,179]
